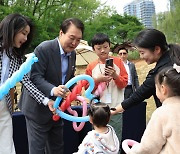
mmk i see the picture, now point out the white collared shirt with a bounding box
[57,38,71,84]
[123,60,132,85]
[50,38,71,96]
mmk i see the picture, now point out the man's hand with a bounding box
[53,85,69,97]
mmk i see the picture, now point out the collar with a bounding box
[154,51,171,71]
[57,38,71,56]
[124,60,129,65]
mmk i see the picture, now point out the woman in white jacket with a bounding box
[128,65,180,154]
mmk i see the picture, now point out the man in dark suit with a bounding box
[119,48,139,98]
[118,48,146,154]
[19,18,84,154]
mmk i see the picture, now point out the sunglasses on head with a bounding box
[119,52,127,55]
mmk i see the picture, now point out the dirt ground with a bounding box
[15,59,156,122]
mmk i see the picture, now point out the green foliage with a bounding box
[84,13,144,45]
[154,0,180,43]
[0,0,144,54]
[128,50,140,60]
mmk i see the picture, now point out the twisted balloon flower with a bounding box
[60,81,106,112]
[60,80,88,112]
[94,82,106,97]
[0,53,38,100]
[67,95,88,131]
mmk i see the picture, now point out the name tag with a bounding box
[105,93,111,104]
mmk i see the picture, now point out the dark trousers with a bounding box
[121,86,146,154]
[25,117,64,154]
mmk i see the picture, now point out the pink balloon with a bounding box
[67,96,87,131]
[122,139,139,153]
[94,82,106,97]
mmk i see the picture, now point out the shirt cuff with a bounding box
[43,97,50,106]
[50,87,55,96]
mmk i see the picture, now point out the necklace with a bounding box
[98,60,109,88]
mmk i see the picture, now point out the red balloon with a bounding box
[60,80,88,112]
[52,114,60,121]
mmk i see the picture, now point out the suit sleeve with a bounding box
[121,69,156,110]
[30,44,55,97]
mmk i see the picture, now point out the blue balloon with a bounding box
[54,74,96,122]
[0,53,38,100]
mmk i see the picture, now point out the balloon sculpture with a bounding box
[67,96,87,131]
[0,53,38,100]
[122,139,139,153]
[53,74,107,131]
[53,75,95,123]
[94,82,106,97]
[53,74,108,131]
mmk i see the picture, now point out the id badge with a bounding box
[105,93,111,104]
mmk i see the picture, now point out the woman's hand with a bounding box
[47,99,55,112]
[110,104,124,115]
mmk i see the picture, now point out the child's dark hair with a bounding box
[155,65,180,96]
[0,13,34,58]
[91,33,110,50]
[88,97,110,127]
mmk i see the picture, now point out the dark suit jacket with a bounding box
[19,38,76,124]
[128,61,139,92]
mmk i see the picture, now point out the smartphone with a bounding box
[105,58,113,68]
[105,58,113,75]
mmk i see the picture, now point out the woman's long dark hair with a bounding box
[0,13,34,58]
[134,29,180,65]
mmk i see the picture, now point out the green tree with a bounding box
[84,13,144,45]
[0,0,102,52]
[0,0,144,52]
[154,0,180,43]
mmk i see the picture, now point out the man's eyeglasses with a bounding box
[119,52,127,55]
